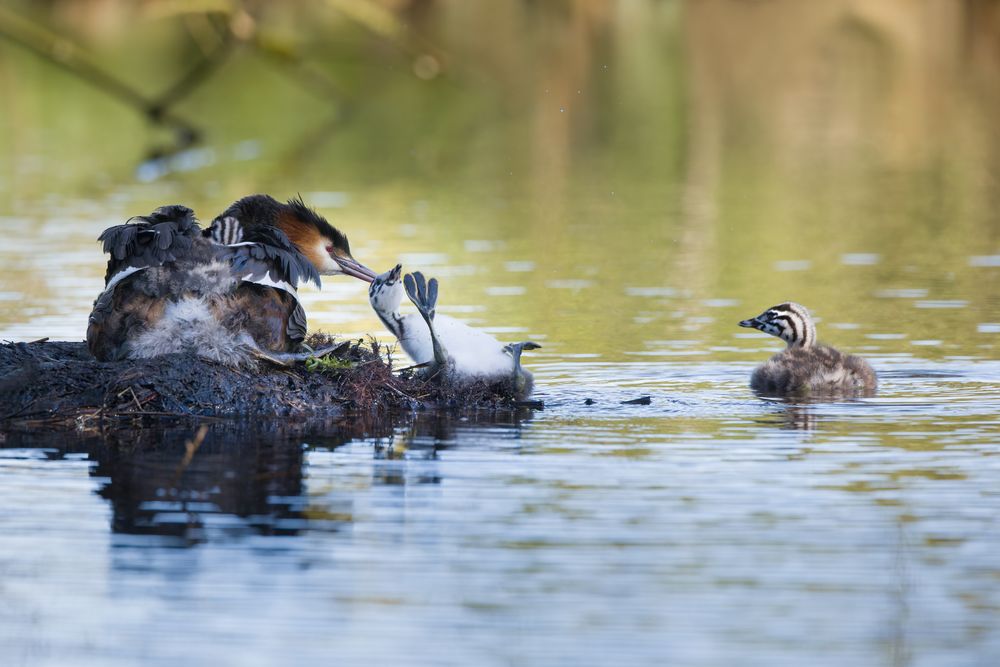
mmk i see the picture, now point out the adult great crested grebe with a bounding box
[368,264,540,399]
[206,194,376,282]
[738,301,877,397]
[87,196,375,365]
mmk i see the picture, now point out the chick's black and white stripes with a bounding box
[740,302,816,348]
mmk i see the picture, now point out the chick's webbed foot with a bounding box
[403,271,438,325]
[503,341,541,400]
[504,341,542,372]
[404,271,450,374]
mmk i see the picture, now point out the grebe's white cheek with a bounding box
[314,241,342,274]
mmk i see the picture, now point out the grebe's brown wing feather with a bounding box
[216,226,317,346]
[87,282,167,361]
[218,284,304,351]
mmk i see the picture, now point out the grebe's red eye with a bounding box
[325,244,334,254]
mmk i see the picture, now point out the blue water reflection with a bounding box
[3,357,1000,666]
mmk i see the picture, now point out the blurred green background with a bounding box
[2,0,1000,362]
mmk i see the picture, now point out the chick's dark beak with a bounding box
[738,318,758,329]
[335,255,378,283]
[389,263,402,281]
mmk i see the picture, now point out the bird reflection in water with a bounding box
[83,411,537,542]
[89,419,393,543]
[3,410,537,544]
[752,401,819,432]
[373,410,537,487]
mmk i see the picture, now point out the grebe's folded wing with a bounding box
[97,205,201,284]
[222,225,321,292]
[287,301,308,343]
[89,205,202,360]
[220,226,320,345]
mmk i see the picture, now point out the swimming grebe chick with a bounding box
[738,302,877,397]
[368,265,540,398]
[88,197,373,365]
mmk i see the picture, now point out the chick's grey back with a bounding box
[751,345,877,397]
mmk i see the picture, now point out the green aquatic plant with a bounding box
[304,355,355,374]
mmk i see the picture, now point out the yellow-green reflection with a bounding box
[2,1,999,366]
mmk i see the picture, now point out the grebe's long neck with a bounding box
[370,279,408,341]
[375,307,407,341]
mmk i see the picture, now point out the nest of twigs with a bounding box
[302,334,535,410]
[0,336,535,432]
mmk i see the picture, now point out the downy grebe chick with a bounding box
[368,265,541,398]
[87,197,371,365]
[738,302,877,397]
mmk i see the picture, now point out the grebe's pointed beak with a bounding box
[335,255,378,283]
[738,318,758,328]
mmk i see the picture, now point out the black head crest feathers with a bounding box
[287,195,351,255]
[214,193,353,256]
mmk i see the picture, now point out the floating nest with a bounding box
[0,335,538,432]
